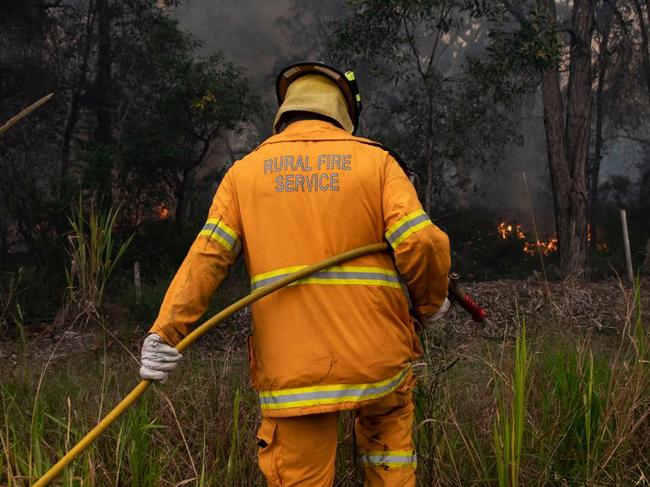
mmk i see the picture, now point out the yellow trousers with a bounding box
[256,372,416,486]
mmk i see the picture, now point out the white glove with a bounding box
[139,333,183,381]
[418,298,451,329]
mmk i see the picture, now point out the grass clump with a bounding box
[64,196,132,325]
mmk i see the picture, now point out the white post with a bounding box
[134,261,142,304]
[620,209,634,286]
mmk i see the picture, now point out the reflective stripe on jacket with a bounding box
[150,120,450,417]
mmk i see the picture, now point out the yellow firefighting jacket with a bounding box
[150,120,451,417]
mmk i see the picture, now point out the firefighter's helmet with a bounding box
[274,62,363,134]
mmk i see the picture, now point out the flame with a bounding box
[498,221,526,240]
[153,204,170,220]
[498,220,558,256]
[523,238,558,256]
[497,220,607,256]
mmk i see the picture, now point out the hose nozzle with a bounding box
[448,273,486,322]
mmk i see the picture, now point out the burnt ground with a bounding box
[1,277,648,371]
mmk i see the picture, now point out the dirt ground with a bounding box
[1,276,648,371]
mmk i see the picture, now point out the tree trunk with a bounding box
[540,0,593,275]
[540,54,572,269]
[589,20,612,252]
[643,238,650,274]
[174,169,191,224]
[634,0,650,104]
[563,0,594,273]
[175,186,185,224]
[60,0,96,196]
[94,0,113,203]
[424,92,435,214]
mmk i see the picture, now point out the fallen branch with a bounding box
[0,93,54,136]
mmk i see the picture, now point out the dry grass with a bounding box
[0,279,648,486]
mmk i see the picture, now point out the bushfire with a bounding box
[153,204,170,220]
[497,221,558,256]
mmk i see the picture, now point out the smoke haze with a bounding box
[174,0,292,87]
[173,1,642,235]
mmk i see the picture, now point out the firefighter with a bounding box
[140,62,451,486]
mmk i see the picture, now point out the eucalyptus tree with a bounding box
[329,1,521,213]
[494,1,647,274]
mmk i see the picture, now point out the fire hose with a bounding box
[448,272,486,322]
[33,242,485,486]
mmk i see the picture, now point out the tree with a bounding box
[330,1,519,213]
[542,0,593,275]
[486,0,594,274]
[115,17,256,224]
[59,0,97,195]
[0,0,64,255]
[0,1,256,256]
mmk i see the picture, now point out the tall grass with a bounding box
[1,283,647,486]
[493,324,527,487]
[411,281,648,486]
[0,269,25,344]
[64,196,132,323]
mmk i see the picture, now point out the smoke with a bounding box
[172,1,643,236]
[173,0,293,87]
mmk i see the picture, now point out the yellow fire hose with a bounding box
[34,242,388,486]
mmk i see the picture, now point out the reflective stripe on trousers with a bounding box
[259,366,411,411]
[250,265,401,291]
[360,450,417,469]
[257,369,416,486]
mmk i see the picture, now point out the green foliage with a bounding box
[589,193,649,279]
[65,196,133,322]
[0,262,67,329]
[539,348,609,482]
[493,324,527,487]
[82,145,117,197]
[483,4,563,74]
[116,15,258,223]
[329,0,522,209]
[438,207,556,280]
[1,2,257,293]
[123,402,163,487]
[0,269,25,342]
[226,389,242,483]
[465,2,568,115]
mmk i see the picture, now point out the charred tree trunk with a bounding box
[175,185,186,224]
[540,47,572,267]
[563,0,594,274]
[634,0,650,104]
[174,169,191,224]
[60,0,96,196]
[424,92,435,214]
[94,0,113,204]
[643,238,650,274]
[589,21,612,252]
[540,0,593,275]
